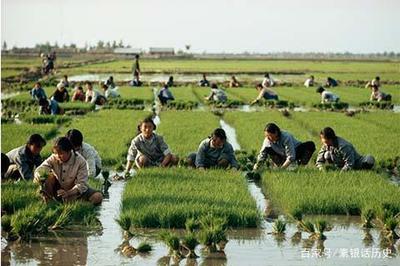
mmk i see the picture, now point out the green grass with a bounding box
[117,86,154,102]
[1,179,102,239]
[1,124,58,153]
[156,111,220,157]
[120,168,260,228]
[60,109,150,166]
[262,169,400,216]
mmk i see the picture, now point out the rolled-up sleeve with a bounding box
[127,139,138,161]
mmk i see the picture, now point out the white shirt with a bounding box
[76,142,102,177]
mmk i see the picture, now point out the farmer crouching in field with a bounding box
[102,84,120,99]
[205,83,227,103]
[187,128,239,170]
[316,127,375,171]
[71,86,86,102]
[158,82,175,105]
[125,117,179,173]
[304,75,315,87]
[199,73,210,87]
[325,77,338,87]
[34,137,103,205]
[316,86,340,104]
[66,129,102,179]
[38,97,63,115]
[31,82,47,101]
[4,134,46,181]
[51,83,70,103]
[369,84,392,102]
[250,83,278,105]
[85,81,106,105]
[253,123,316,171]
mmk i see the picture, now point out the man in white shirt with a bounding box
[262,73,275,88]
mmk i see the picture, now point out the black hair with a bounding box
[211,128,227,141]
[63,75,68,79]
[375,76,380,81]
[35,82,41,86]
[264,123,281,137]
[38,98,49,106]
[169,76,173,81]
[85,81,92,86]
[27,134,46,147]
[264,73,270,78]
[256,83,263,89]
[137,116,157,135]
[53,137,74,152]
[316,86,325,93]
[135,54,139,59]
[211,83,218,89]
[66,129,83,147]
[102,84,108,90]
[310,75,314,79]
[77,86,83,91]
[320,127,336,140]
[109,76,113,80]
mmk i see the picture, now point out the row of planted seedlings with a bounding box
[222,110,400,250]
[114,111,261,259]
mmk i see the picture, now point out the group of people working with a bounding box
[2,129,103,205]
[31,76,120,115]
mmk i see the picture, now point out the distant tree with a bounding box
[54,42,59,48]
[118,40,124,48]
[185,44,191,53]
[106,41,111,49]
[69,43,77,49]
[2,41,7,51]
[112,40,117,49]
[97,40,104,49]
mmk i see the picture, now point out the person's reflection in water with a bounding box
[3,231,89,266]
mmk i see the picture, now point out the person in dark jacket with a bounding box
[4,134,46,180]
[253,123,316,170]
[187,128,239,170]
[316,127,375,171]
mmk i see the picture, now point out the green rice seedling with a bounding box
[120,168,259,228]
[299,220,315,235]
[198,214,228,252]
[181,233,199,258]
[1,181,39,215]
[115,213,132,239]
[1,215,12,233]
[272,218,287,235]
[185,218,199,233]
[10,203,48,240]
[359,101,393,110]
[361,208,376,229]
[159,231,183,259]
[136,242,152,253]
[314,219,332,240]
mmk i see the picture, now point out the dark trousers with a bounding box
[265,141,316,166]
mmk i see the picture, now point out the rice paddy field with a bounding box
[1,55,400,265]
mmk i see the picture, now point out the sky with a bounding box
[1,0,399,53]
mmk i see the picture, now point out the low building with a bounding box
[148,47,175,56]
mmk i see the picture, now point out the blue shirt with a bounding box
[31,87,47,101]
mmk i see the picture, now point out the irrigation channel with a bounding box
[2,113,399,265]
